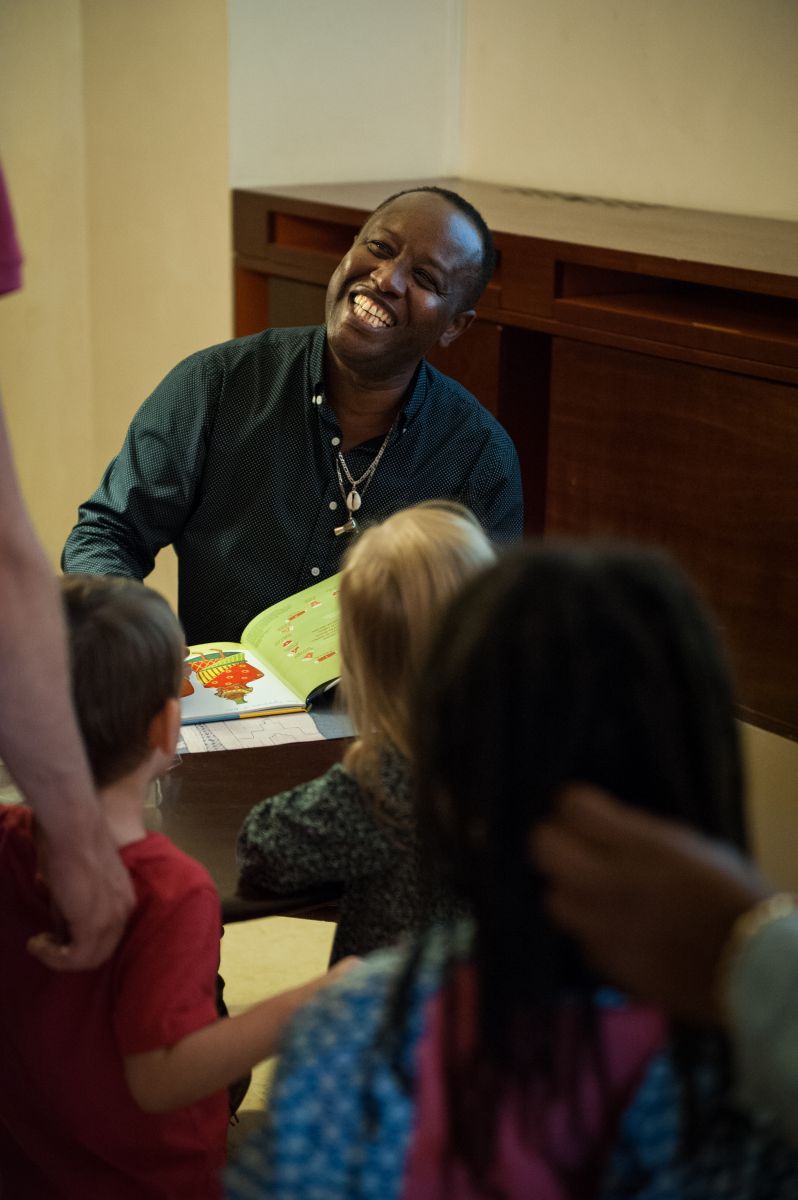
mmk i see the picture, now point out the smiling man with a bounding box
[63,187,522,643]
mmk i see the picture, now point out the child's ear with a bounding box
[147,697,181,760]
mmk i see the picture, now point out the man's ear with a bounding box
[438,309,476,349]
[147,697,181,761]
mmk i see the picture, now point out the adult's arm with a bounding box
[62,352,216,579]
[534,786,798,1146]
[532,786,768,1022]
[725,908,798,1143]
[0,398,134,969]
[237,763,407,894]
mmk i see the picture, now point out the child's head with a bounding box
[409,541,745,1184]
[61,575,185,788]
[417,541,744,915]
[339,502,495,777]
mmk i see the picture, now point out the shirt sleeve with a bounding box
[462,423,523,542]
[727,911,798,1146]
[114,881,221,1055]
[62,350,219,579]
[236,763,408,893]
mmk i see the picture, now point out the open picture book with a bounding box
[180,574,340,726]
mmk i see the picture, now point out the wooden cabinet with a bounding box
[232,178,798,739]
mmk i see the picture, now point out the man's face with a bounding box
[325,192,483,378]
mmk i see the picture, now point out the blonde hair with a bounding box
[339,502,495,794]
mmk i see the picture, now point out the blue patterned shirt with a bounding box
[226,926,798,1200]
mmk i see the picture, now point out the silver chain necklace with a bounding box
[332,415,398,537]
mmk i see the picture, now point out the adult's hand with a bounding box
[532,785,770,1023]
[27,815,135,971]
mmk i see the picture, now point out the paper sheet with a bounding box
[177,712,323,755]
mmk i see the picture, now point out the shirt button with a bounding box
[331,436,341,446]
[329,501,338,510]
[311,567,320,577]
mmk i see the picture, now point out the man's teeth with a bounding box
[352,294,395,328]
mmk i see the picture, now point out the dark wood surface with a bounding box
[546,339,798,736]
[232,177,798,739]
[152,737,350,920]
[234,177,798,284]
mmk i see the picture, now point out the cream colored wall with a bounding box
[461,0,798,220]
[0,1,94,563]
[228,0,464,186]
[0,0,230,608]
[743,726,798,890]
[80,0,231,603]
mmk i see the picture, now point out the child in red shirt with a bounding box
[0,575,352,1199]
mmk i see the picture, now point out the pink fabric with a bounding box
[0,806,227,1200]
[0,163,23,295]
[404,963,666,1199]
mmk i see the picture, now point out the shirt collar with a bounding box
[310,326,428,434]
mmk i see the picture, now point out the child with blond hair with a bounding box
[237,501,495,962]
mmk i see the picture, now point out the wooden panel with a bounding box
[496,233,556,317]
[271,213,358,256]
[497,328,551,534]
[267,278,326,328]
[554,286,798,370]
[426,319,502,416]
[233,190,271,258]
[156,739,350,897]
[238,180,798,291]
[234,266,270,336]
[546,339,798,736]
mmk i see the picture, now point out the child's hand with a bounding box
[324,955,361,986]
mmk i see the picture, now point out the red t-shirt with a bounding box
[0,805,227,1200]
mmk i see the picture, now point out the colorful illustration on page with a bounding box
[187,648,265,706]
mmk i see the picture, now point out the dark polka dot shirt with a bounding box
[62,326,522,643]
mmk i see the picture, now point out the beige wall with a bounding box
[461,0,798,219]
[743,725,798,891]
[228,0,464,186]
[0,0,230,605]
[0,1,94,561]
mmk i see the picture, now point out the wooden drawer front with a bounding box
[494,234,555,318]
[546,338,798,737]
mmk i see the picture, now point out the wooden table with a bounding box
[152,737,350,921]
[232,177,798,740]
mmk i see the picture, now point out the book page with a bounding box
[180,641,303,725]
[240,575,341,704]
[177,712,323,754]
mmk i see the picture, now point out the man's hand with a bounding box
[532,785,770,1023]
[27,817,135,971]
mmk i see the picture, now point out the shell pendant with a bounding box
[346,489,362,513]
